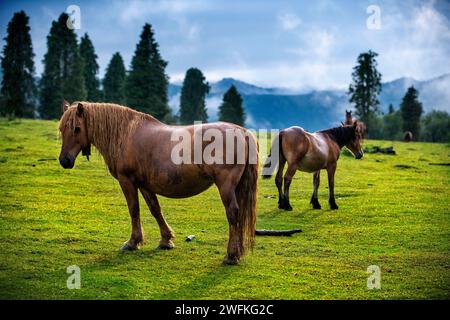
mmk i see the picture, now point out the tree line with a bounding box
[1,11,448,141]
[0,11,245,126]
[348,50,449,142]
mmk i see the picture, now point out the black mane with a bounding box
[319,126,355,148]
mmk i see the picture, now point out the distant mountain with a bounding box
[243,90,348,131]
[169,77,281,97]
[380,74,450,112]
[168,74,450,131]
[380,74,450,111]
[210,78,280,95]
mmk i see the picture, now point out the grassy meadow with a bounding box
[0,118,449,299]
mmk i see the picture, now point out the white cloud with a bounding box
[277,13,301,31]
[286,29,335,60]
[196,60,349,91]
[116,0,209,25]
[375,1,450,81]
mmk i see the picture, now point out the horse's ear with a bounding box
[77,103,84,116]
[63,99,70,112]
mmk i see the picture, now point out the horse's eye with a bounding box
[74,126,81,134]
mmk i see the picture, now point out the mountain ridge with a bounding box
[168,73,450,130]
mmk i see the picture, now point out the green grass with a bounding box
[0,118,449,299]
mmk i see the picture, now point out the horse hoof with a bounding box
[330,204,339,210]
[285,205,293,211]
[311,198,321,209]
[222,255,239,265]
[120,243,138,252]
[157,241,174,250]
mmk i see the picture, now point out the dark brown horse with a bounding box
[404,131,413,142]
[344,110,354,125]
[263,121,365,211]
[58,101,258,265]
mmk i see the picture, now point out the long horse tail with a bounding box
[262,133,282,179]
[235,132,259,257]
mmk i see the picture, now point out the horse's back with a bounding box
[124,121,253,198]
[280,126,333,172]
[279,126,309,163]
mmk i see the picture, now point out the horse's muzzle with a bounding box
[355,152,364,159]
[59,155,75,169]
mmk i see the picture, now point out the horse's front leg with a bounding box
[326,163,338,210]
[118,177,143,250]
[140,189,175,250]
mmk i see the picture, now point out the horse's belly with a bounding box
[298,152,327,172]
[145,166,214,198]
[156,179,214,198]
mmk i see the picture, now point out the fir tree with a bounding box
[103,52,126,105]
[39,13,86,119]
[125,23,171,120]
[179,68,209,124]
[388,103,394,114]
[400,86,423,140]
[0,11,37,118]
[348,50,382,134]
[218,85,246,126]
[79,33,102,101]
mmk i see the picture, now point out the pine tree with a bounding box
[388,104,394,114]
[348,50,382,134]
[0,11,37,118]
[125,23,171,120]
[400,86,423,140]
[103,52,126,105]
[39,13,86,119]
[179,68,209,124]
[218,85,246,126]
[79,33,102,101]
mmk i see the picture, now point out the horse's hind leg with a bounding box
[118,177,143,251]
[310,171,321,209]
[216,177,241,265]
[275,155,286,209]
[282,164,297,211]
[140,189,175,249]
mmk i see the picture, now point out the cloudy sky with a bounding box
[1,0,449,91]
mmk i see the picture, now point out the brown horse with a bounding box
[58,101,258,265]
[344,110,354,125]
[263,121,365,210]
[404,131,413,142]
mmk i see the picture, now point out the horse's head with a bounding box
[345,110,353,125]
[58,101,91,169]
[345,120,365,159]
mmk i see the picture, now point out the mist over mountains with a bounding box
[169,74,450,131]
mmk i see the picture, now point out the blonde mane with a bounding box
[59,102,157,170]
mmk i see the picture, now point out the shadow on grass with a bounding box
[151,264,239,299]
[88,246,167,267]
[75,246,239,299]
